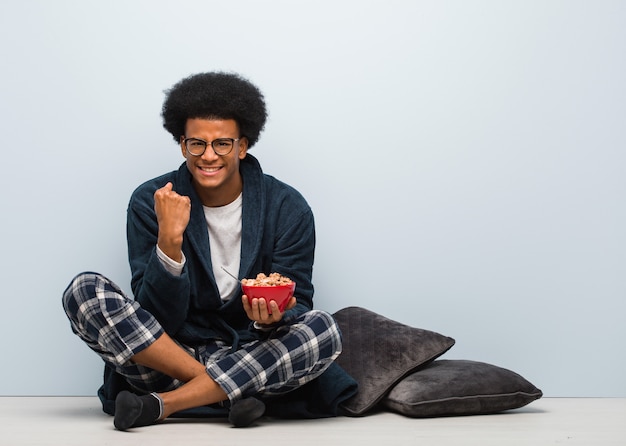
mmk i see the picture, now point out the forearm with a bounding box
[271,209,316,314]
[127,186,191,334]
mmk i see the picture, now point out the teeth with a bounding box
[200,167,220,172]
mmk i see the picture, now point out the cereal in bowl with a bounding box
[241,272,293,286]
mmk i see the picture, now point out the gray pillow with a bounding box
[333,306,456,416]
[382,359,543,417]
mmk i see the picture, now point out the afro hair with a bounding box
[161,72,267,148]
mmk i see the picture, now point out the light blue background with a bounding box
[0,0,624,397]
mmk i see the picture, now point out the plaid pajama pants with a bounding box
[62,272,342,402]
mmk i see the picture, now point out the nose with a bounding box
[200,144,220,161]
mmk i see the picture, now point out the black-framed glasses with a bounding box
[183,137,240,156]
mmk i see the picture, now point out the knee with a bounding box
[61,271,107,320]
[303,310,343,358]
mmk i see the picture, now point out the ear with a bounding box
[238,137,249,160]
[180,136,187,158]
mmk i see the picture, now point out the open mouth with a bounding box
[198,165,222,174]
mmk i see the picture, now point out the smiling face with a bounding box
[181,118,248,207]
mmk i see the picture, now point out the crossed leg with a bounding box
[62,272,232,429]
[112,332,237,430]
[63,272,340,431]
[130,332,227,418]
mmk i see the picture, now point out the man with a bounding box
[62,72,356,430]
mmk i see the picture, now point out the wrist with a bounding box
[157,236,183,262]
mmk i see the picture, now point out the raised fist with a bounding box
[154,182,191,262]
